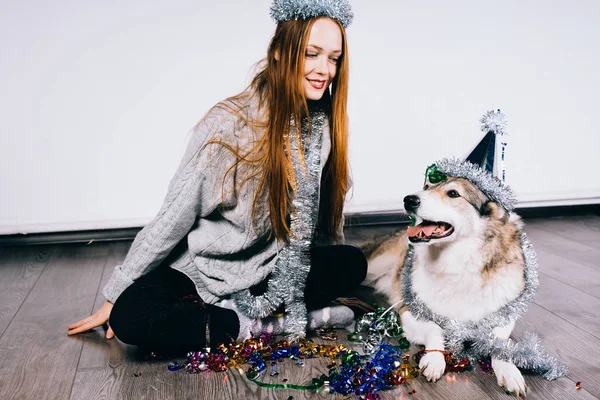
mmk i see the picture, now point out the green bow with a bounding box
[425,164,447,185]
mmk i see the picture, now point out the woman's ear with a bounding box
[274,49,280,61]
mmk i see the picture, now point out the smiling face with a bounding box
[403,177,495,246]
[302,17,342,101]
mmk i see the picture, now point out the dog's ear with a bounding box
[480,201,508,222]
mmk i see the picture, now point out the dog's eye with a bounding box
[423,184,429,190]
[447,190,460,198]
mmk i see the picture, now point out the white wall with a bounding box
[1,0,599,235]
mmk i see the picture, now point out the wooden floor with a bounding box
[0,215,599,399]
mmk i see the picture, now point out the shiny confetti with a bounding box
[144,352,161,361]
[399,355,419,378]
[576,381,582,390]
[348,304,404,353]
[413,349,471,373]
[169,331,412,398]
[316,327,338,340]
[477,358,494,374]
[170,291,413,397]
[168,361,184,371]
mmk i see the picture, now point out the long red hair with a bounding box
[212,17,349,243]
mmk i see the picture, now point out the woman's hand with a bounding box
[68,300,115,339]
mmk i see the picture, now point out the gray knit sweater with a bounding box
[102,91,337,305]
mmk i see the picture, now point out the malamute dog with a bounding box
[363,172,531,395]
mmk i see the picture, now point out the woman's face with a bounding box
[303,18,343,101]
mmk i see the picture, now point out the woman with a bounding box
[68,0,365,354]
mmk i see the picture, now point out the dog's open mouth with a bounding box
[407,220,454,243]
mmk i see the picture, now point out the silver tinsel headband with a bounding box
[270,0,354,27]
[432,158,517,212]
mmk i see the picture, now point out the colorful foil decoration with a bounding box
[413,349,472,373]
[348,305,405,353]
[169,308,419,398]
[424,164,448,185]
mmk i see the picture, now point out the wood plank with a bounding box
[74,240,132,370]
[537,250,600,300]
[524,222,600,271]
[0,242,111,400]
[71,360,173,400]
[535,274,600,340]
[526,215,600,249]
[0,245,53,338]
[69,241,179,400]
[71,240,180,400]
[512,303,600,398]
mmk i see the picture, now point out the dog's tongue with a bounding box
[407,222,438,238]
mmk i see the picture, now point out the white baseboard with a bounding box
[2,195,599,236]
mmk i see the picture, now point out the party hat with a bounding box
[426,110,516,211]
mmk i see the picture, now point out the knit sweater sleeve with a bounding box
[102,106,236,303]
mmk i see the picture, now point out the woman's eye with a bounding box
[305,53,317,58]
[447,190,460,198]
[330,57,339,64]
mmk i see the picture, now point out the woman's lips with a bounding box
[308,79,326,89]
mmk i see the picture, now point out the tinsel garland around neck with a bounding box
[401,231,568,380]
[232,110,326,340]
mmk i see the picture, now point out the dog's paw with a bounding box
[419,352,446,382]
[492,359,527,397]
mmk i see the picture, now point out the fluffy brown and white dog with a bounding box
[363,174,530,395]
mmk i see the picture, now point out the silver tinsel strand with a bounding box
[233,110,325,340]
[481,109,507,136]
[435,158,517,212]
[401,232,568,380]
[270,0,354,27]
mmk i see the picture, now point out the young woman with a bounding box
[68,0,366,354]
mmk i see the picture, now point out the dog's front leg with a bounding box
[401,311,446,381]
[491,320,526,397]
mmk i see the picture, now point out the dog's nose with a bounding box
[404,195,421,212]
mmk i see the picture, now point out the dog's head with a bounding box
[404,176,509,246]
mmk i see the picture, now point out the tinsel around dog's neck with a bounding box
[401,232,568,380]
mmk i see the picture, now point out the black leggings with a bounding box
[109,245,366,354]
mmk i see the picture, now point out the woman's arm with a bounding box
[101,107,237,303]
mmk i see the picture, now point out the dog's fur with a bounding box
[363,177,529,396]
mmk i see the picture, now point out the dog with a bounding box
[362,173,531,396]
